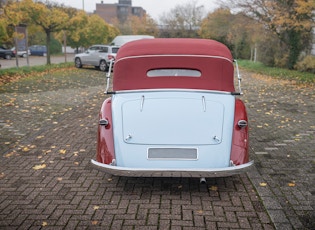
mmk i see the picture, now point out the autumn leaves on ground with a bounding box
[0,66,314,228]
[0,67,106,161]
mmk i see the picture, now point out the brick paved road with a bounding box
[242,74,315,229]
[0,69,314,229]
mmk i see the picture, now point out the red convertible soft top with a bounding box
[113,38,235,92]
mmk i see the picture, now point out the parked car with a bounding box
[0,47,15,60]
[29,45,47,56]
[11,47,31,58]
[74,45,119,72]
[91,38,254,178]
[110,35,154,47]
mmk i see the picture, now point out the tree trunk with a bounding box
[287,29,301,70]
[46,30,51,65]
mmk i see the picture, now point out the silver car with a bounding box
[74,45,119,71]
[11,47,31,58]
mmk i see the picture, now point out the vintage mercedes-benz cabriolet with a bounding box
[91,38,253,178]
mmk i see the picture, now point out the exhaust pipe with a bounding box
[200,177,206,184]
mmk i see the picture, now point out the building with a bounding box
[95,0,146,24]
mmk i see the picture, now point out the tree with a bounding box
[1,0,121,62]
[83,14,113,46]
[222,0,315,69]
[112,14,158,37]
[54,9,89,52]
[1,0,28,47]
[107,25,120,43]
[159,1,205,38]
[0,17,11,46]
[199,8,233,45]
[199,8,262,59]
[19,0,69,64]
[57,12,120,52]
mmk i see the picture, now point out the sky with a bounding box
[53,0,219,21]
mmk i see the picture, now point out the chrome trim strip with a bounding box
[113,89,234,95]
[140,95,145,111]
[202,96,206,112]
[234,59,243,95]
[105,59,114,94]
[90,160,254,178]
[116,54,234,65]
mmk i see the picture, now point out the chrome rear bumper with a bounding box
[90,159,254,178]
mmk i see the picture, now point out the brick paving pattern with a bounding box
[242,74,315,229]
[0,69,314,229]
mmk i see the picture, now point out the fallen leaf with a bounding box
[196,210,204,214]
[5,152,16,158]
[42,221,48,227]
[288,182,296,187]
[22,147,30,152]
[91,221,98,225]
[93,206,100,210]
[59,149,67,154]
[259,182,267,187]
[43,150,51,154]
[209,186,218,191]
[33,164,46,170]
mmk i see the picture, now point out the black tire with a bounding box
[99,60,107,72]
[22,53,27,58]
[75,58,82,68]
[5,54,12,60]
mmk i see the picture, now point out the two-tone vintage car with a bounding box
[91,38,253,179]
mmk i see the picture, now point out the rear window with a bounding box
[147,69,201,77]
[99,46,109,52]
[112,47,120,53]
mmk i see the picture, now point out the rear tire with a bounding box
[75,58,82,68]
[99,60,108,72]
[5,54,12,60]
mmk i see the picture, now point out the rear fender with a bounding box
[97,98,115,164]
[231,99,249,165]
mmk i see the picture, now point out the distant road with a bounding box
[0,54,75,69]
